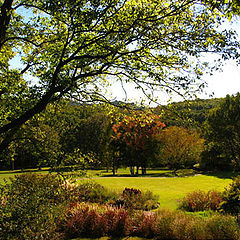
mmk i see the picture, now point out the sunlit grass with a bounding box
[0,167,235,210]
[85,174,232,210]
[86,168,178,178]
[0,168,49,184]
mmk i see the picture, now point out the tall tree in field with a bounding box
[112,112,165,175]
[0,0,238,154]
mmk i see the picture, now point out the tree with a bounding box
[0,0,238,154]
[153,98,224,128]
[203,93,240,170]
[0,110,61,170]
[112,112,165,175]
[157,126,204,172]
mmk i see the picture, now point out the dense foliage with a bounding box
[178,190,223,212]
[154,98,223,127]
[0,0,238,154]
[202,93,240,170]
[157,126,204,171]
[1,173,240,239]
[2,92,240,174]
[0,174,159,239]
[0,174,67,240]
[112,112,165,175]
[59,204,239,240]
[220,176,240,216]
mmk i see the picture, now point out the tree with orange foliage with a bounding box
[112,112,165,175]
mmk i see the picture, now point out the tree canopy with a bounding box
[112,112,165,174]
[0,0,239,153]
[203,93,240,170]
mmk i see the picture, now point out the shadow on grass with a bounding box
[201,171,240,179]
[99,172,175,178]
[0,168,49,175]
[96,169,196,178]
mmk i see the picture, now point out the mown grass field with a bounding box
[0,168,49,184]
[91,175,232,209]
[0,168,236,210]
[78,169,236,209]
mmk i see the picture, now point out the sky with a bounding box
[110,19,240,106]
[200,60,240,99]
[9,9,240,106]
[109,59,240,106]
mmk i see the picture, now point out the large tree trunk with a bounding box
[141,165,147,175]
[135,165,139,175]
[130,166,134,176]
[0,0,14,49]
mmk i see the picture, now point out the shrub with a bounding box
[68,181,118,204]
[0,174,67,240]
[103,206,130,237]
[220,176,240,216]
[121,188,142,210]
[61,203,106,238]
[59,203,239,240]
[131,211,157,238]
[117,187,159,210]
[59,203,130,239]
[154,209,177,239]
[170,212,205,240]
[206,214,239,240]
[154,210,239,240]
[178,190,223,212]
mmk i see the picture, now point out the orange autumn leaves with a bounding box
[112,113,165,150]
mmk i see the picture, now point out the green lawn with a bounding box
[82,173,233,209]
[0,168,236,210]
[86,168,183,178]
[0,168,49,184]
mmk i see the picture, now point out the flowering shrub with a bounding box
[178,190,223,212]
[121,188,142,209]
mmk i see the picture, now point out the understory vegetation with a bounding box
[0,173,240,240]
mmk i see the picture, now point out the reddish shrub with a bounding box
[178,190,223,212]
[131,211,157,238]
[103,207,130,237]
[61,203,107,238]
[60,203,130,239]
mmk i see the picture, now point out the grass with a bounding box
[78,172,233,210]
[0,167,236,209]
[0,168,49,184]
[85,168,195,178]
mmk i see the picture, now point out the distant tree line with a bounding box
[2,94,240,174]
